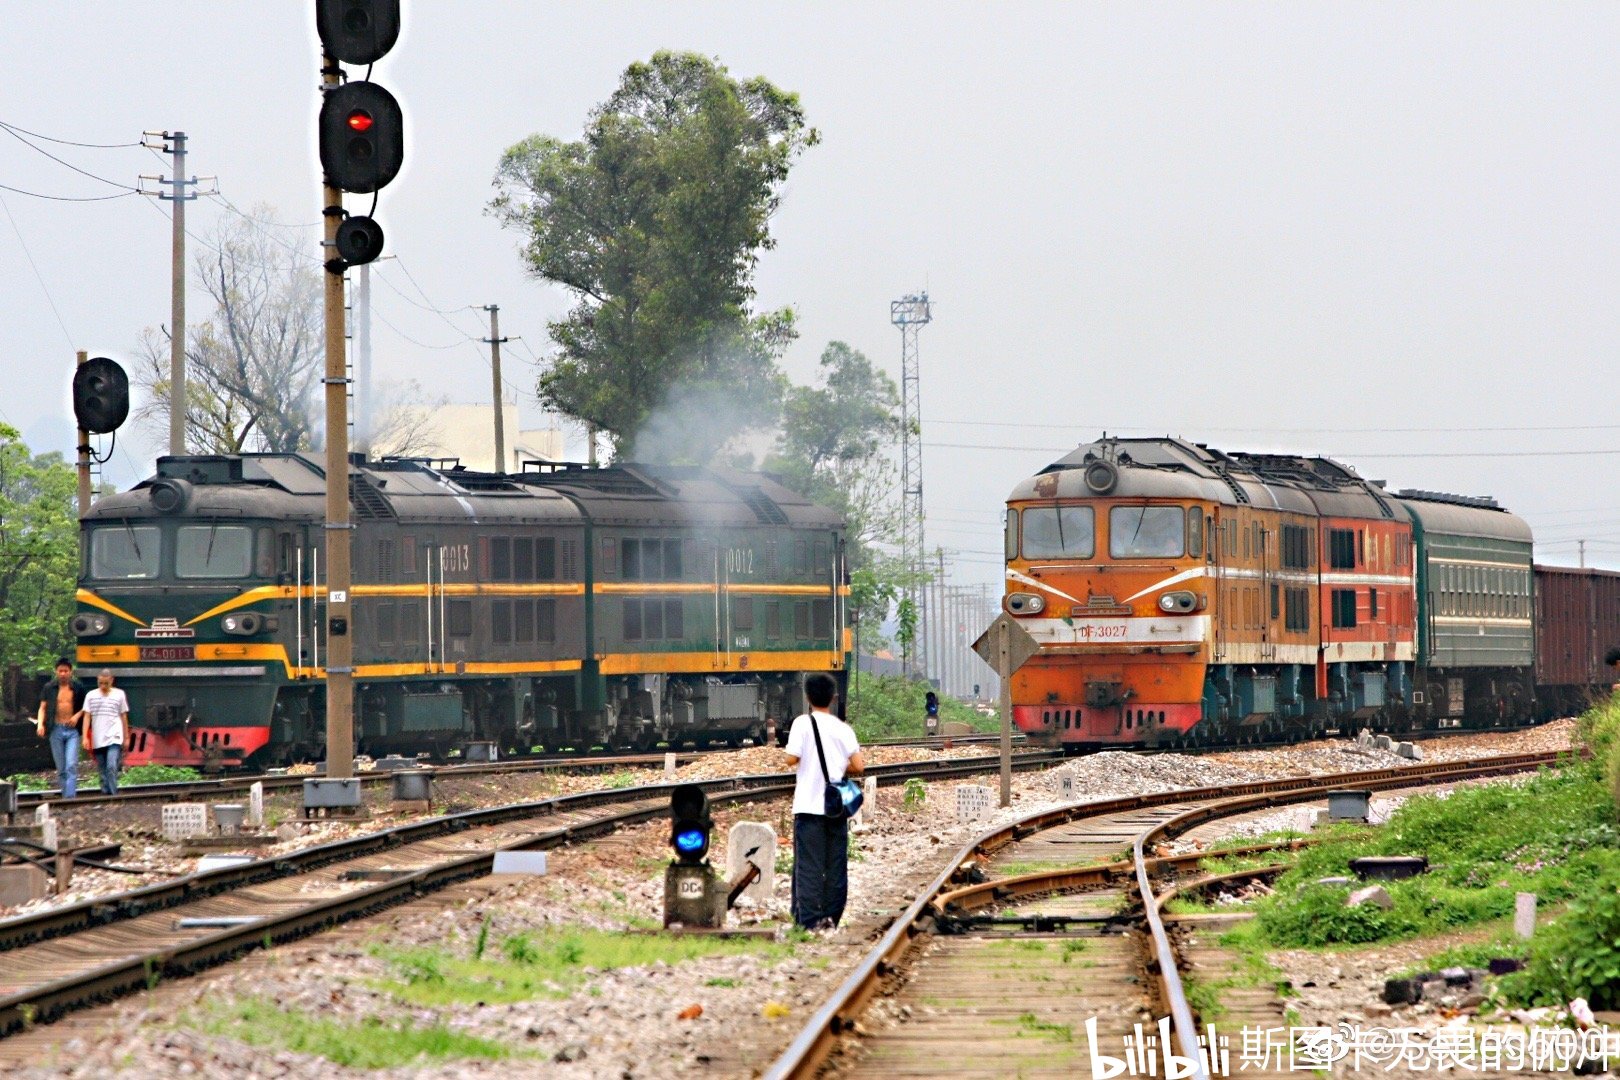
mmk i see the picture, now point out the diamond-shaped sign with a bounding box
[971,612,1040,675]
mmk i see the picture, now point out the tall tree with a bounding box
[767,341,902,561]
[135,211,324,454]
[0,426,76,670]
[489,51,817,461]
[766,341,913,648]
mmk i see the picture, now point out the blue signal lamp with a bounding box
[675,829,708,856]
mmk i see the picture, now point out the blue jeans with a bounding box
[49,725,79,798]
[94,745,121,795]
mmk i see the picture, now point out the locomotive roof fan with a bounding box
[149,477,193,515]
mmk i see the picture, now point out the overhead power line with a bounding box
[0,119,141,149]
[0,183,135,202]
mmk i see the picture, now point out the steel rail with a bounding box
[765,749,1565,1079]
[14,733,1016,810]
[0,750,1062,953]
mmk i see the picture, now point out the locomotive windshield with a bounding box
[1109,505,1186,558]
[176,524,254,579]
[1020,506,1095,559]
[89,524,160,579]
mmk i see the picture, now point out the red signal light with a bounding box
[347,110,374,133]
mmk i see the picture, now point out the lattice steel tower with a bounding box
[891,292,932,678]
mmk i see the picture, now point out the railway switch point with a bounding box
[725,822,776,907]
[161,804,209,842]
[301,778,364,819]
[1326,789,1372,822]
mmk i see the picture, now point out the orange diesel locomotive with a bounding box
[1005,438,1418,747]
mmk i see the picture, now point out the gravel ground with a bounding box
[1,729,1584,1077]
[1,744,995,921]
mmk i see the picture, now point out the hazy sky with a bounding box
[3,3,1617,587]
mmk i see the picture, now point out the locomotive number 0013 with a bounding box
[439,544,471,573]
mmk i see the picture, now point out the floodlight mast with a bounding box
[891,292,932,680]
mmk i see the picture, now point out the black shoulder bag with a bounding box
[810,714,863,819]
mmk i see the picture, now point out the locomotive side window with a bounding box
[731,596,754,631]
[1281,525,1311,569]
[377,538,396,583]
[492,600,513,645]
[91,525,161,579]
[492,538,512,580]
[601,538,617,575]
[1328,529,1356,570]
[1004,511,1018,559]
[377,602,397,646]
[664,539,683,579]
[766,602,782,640]
[1186,509,1203,558]
[1331,589,1357,628]
[402,535,417,575]
[812,600,833,639]
[1108,506,1185,559]
[446,600,472,638]
[1020,507,1094,559]
[256,528,276,577]
[176,525,254,579]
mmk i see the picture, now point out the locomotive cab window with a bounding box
[1186,508,1203,558]
[1004,511,1018,560]
[176,525,254,579]
[90,525,160,579]
[1108,506,1185,559]
[1020,506,1094,559]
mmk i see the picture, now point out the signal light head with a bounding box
[71,356,130,435]
[669,783,712,865]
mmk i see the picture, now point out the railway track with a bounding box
[766,749,1565,1079]
[10,732,1018,812]
[0,749,1064,1038]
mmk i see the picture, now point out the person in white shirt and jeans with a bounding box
[783,673,864,930]
[82,669,131,795]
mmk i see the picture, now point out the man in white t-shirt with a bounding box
[783,673,864,930]
[82,669,131,794]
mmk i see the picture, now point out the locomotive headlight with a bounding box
[72,612,111,637]
[1158,590,1200,614]
[1006,592,1045,615]
[221,612,263,636]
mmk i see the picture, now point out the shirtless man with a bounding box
[35,659,86,798]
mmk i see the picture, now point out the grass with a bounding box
[1015,1011,1073,1041]
[1244,754,1618,949]
[187,997,518,1068]
[375,927,790,1007]
[846,673,996,740]
[120,764,203,785]
[4,773,48,792]
[1392,926,1526,978]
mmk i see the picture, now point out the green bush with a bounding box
[1499,862,1620,1009]
[1252,758,1618,949]
[846,673,994,740]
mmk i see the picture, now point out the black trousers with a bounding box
[792,812,849,929]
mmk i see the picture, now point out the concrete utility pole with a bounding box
[482,304,509,472]
[74,351,92,516]
[320,63,356,782]
[144,131,200,455]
